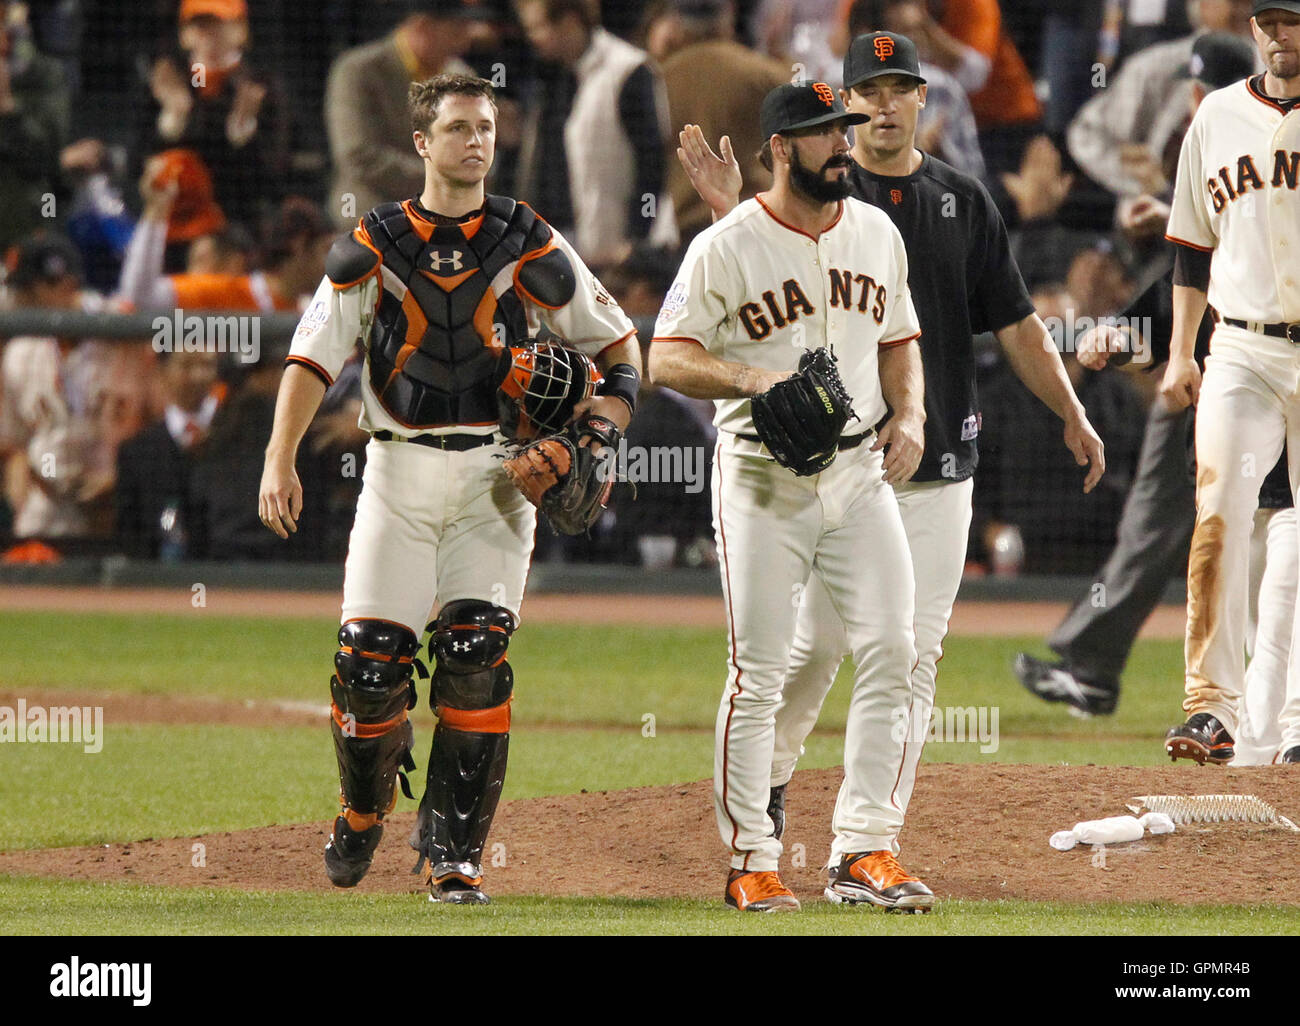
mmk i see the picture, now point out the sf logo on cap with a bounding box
[875,36,895,60]
[813,82,835,106]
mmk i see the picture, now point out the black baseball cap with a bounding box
[844,31,927,91]
[1186,32,1258,90]
[760,81,868,140]
[1252,2,1300,15]
[5,234,83,289]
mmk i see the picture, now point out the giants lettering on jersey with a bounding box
[1208,149,1300,212]
[737,269,887,341]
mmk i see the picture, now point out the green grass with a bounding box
[2,611,1185,733]
[0,613,1190,851]
[4,607,1234,936]
[1,877,1295,935]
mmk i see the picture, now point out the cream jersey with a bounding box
[652,195,921,438]
[287,220,635,436]
[1166,77,1300,325]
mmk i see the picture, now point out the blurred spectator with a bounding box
[514,0,677,267]
[189,360,330,560]
[324,0,483,227]
[1101,0,1194,65]
[0,235,149,542]
[137,148,228,272]
[1067,0,1256,199]
[185,222,257,276]
[114,350,221,559]
[118,160,332,313]
[0,0,71,249]
[971,283,1145,574]
[834,0,987,179]
[59,138,136,292]
[885,0,1042,173]
[140,0,291,229]
[650,0,787,241]
[750,0,843,83]
[1038,0,1106,136]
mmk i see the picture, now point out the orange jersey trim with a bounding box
[596,329,638,359]
[755,194,844,241]
[879,331,921,349]
[1246,76,1290,114]
[285,355,334,387]
[1165,233,1214,253]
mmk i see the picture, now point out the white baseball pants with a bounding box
[1235,507,1299,763]
[1184,326,1300,733]
[340,437,536,632]
[712,433,916,872]
[771,477,974,831]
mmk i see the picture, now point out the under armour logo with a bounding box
[452,640,471,652]
[875,37,895,60]
[813,82,835,107]
[429,251,464,272]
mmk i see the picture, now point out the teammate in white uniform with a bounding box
[652,81,933,912]
[258,74,639,900]
[677,32,1104,848]
[1161,1,1300,764]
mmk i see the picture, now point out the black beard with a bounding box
[789,147,852,203]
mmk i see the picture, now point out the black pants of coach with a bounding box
[1047,400,1196,686]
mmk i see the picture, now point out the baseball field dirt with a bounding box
[3,764,1296,906]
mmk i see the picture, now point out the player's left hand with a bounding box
[571,395,631,441]
[1064,411,1105,494]
[873,411,924,486]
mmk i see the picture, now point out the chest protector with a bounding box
[327,195,577,429]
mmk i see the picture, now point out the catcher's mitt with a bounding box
[750,348,858,476]
[503,414,621,535]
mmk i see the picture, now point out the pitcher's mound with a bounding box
[2,764,1298,905]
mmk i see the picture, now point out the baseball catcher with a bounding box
[498,340,625,535]
[750,347,857,476]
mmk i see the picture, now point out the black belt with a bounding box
[737,430,873,451]
[1221,318,1300,344]
[372,430,497,451]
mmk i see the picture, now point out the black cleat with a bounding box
[1165,713,1235,765]
[324,815,384,887]
[429,863,490,905]
[1280,746,1300,764]
[1014,653,1118,717]
[768,783,787,841]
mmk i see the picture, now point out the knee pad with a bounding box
[330,619,420,820]
[332,619,420,729]
[428,600,516,729]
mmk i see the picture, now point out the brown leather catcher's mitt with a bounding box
[502,413,621,535]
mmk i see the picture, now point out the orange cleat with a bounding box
[825,851,935,912]
[725,869,800,912]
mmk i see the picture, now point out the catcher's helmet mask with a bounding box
[497,339,602,441]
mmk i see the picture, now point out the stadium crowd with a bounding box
[0,0,1261,572]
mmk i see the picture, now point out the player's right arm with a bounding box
[648,342,789,399]
[647,231,788,398]
[1160,114,1215,411]
[259,237,380,538]
[1161,276,1209,410]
